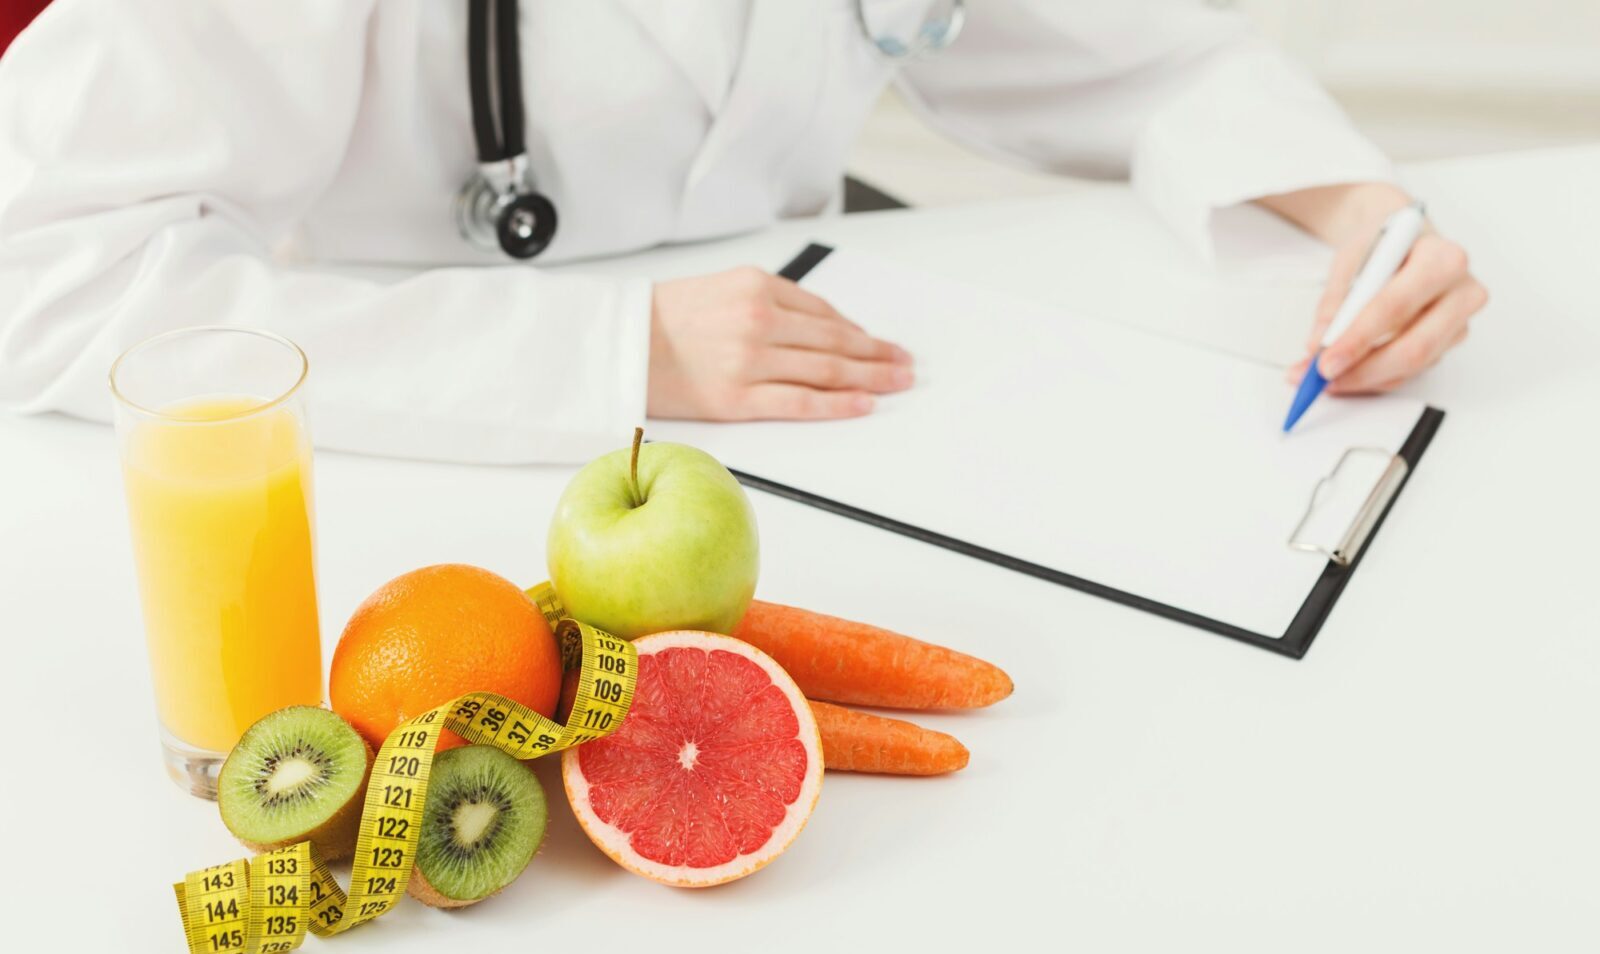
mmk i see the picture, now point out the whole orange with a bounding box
[330,564,562,752]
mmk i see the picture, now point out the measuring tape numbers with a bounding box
[174,582,635,953]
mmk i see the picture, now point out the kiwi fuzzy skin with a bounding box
[406,865,489,910]
[219,715,375,861]
[407,837,547,909]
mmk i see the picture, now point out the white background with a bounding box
[2,145,1597,951]
[849,1,1600,207]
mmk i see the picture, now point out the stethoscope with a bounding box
[456,0,967,259]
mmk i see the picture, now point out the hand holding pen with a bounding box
[1277,185,1487,423]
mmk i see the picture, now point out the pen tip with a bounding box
[1283,402,1308,433]
[1282,359,1326,435]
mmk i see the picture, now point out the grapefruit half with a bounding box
[563,631,823,887]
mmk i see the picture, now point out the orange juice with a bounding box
[122,395,323,753]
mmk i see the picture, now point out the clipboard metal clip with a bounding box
[1288,447,1409,567]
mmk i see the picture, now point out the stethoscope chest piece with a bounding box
[456,155,558,260]
[455,0,964,258]
[457,0,557,259]
[495,190,557,260]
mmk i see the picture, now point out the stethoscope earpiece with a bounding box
[857,0,965,61]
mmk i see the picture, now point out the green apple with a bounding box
[547,429,759,638]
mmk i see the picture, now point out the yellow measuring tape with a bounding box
[173,582,636,953]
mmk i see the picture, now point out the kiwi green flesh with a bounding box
[218,706,370,849]
[411,745,546,905]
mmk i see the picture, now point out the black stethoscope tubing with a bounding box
[458,0,965,259]
[468,0,524,163]
[461,0,556,259]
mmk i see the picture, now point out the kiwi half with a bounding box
[217,706,373,860]
[408,745,547,909]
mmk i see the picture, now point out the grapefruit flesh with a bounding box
[563,631,823,887]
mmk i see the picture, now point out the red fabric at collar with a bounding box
[1,0,51,58]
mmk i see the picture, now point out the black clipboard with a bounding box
[728,244,1445,660]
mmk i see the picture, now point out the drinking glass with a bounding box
[110,327,324,798]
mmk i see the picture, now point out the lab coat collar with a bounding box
[678,0,826,231]
[617,0,749,117]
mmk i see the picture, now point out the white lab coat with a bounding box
[0,0,1392,463]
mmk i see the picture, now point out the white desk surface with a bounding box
[3,145,1597,952]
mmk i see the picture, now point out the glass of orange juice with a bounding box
[111,327,324,798]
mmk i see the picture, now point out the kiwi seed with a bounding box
[408,745,547,909]
[217,706,373,861]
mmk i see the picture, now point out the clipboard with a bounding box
[659,244,1445,659]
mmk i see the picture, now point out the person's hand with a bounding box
[1262,184,1487,394]
[647,266,913,420]
[1290,224,1487,394]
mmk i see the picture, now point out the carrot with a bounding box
[731,600,1013,709]
[810,701,969,775]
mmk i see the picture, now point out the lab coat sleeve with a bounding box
[0,0,652,463]
[894,0,1396,258]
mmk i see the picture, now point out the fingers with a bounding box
[762,307,909,365]
[770,274,848,322]
[1308,242,1364,351]
[734,383,876,421]
[1318,234,1468,380]
[1325,280,1482,394]
[650,267,914,422]
[754,346,913,394]
[1285,354,1311,385]
[765,273,912,360]
[721,266,912,363]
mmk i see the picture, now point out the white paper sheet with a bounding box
[652,249,1428,636]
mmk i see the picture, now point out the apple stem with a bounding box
[629,426,644,507]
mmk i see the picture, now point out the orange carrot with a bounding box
[732,600,1013,709]
[810,701,969,775]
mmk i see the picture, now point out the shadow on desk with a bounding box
[843,176,907,213]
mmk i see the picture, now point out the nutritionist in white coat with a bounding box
[0,0,1485,462]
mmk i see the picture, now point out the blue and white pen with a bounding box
[1283,201,1428,432]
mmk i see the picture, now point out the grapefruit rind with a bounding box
[562,630,823,888]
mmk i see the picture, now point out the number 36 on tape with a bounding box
[174,583,635,953]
